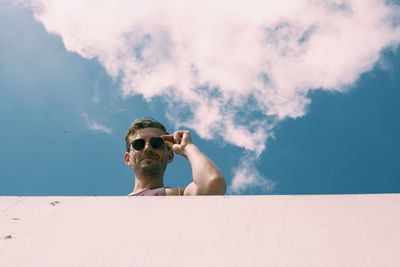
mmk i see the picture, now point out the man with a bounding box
[124,118,226,196]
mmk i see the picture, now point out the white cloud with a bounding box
[23,0,400,147]
[82,113,112,134]
[19,0,400,191]
[228,154,276,194]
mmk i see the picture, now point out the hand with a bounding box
[161,130,193,157]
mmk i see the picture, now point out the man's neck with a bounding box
[133,176,164,194]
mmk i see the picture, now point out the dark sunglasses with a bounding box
[130,137,164,151]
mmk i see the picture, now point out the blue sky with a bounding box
[1,2,399,195]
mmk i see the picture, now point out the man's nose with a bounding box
[143,141,153,152]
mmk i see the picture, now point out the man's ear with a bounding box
[167,148,174,163]
[124,152,132,166]
[164,141,174,163]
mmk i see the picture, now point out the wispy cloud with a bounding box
[82,113,112,134]
[228,154,276,194]
[20,0,400,191]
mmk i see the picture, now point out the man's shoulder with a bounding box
[165,182,201,196]
[165,187,185,196]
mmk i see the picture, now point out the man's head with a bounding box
[124,118,169,152]
[124,118,173,178]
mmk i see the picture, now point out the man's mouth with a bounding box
[142,156,158,160]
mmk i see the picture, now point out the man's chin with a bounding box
[139,161,167,176]
[140,159,158,168]
[140,166,161,177]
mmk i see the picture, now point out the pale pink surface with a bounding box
[1,195,399,266]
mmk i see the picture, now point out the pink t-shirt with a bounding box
[129,187,167,196]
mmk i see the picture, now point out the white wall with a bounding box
[1,194,399,267]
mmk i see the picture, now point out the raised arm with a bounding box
[162,131,226,195]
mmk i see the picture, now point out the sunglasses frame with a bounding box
[129,137,165,151]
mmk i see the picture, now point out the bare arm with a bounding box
[162,131,226,195]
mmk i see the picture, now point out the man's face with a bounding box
[124,127,173,177]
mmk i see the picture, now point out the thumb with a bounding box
[164,140,174,151]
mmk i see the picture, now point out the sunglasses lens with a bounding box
[150,137,164,149]
[131,139,145,151]
[130,137,164,151]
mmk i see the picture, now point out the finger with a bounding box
[181,130,192,143]
[182,130,190,137]
[161,134,175,143]
[173,131,182,144]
